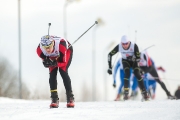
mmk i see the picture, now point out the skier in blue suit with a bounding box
[143,73,157,99]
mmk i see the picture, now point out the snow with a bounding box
[0,97,180,120]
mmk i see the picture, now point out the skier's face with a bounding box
[122,42,129,49]
[43,41,54,54]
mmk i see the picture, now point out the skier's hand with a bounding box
[43,61,50,68]
[127,56,136,62]
[136,58,140,62]
[43,57,57,68]
[127,56,140,62]
[107,68,112,75]
[43,57,51,68]
[157,66,165,72]
[50,60,57,66]
[113,83,116,88]
[140,69,144,76]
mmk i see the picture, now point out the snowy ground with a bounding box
[0,97,180,120]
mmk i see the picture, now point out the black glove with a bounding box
[113,83,116,88]
[43,57,57,68]
[127,56,134,61]
[140,69,145,76]
[107,68,112,75]
[136,58,140,62]
[127,56,140,62]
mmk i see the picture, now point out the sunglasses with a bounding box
[122,42,128,45]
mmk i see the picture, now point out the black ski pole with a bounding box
[68,21,98,49]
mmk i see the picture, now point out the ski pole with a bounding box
[68,21,98,49]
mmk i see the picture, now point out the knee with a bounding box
[124,67,130,78]
[133,68,140,75]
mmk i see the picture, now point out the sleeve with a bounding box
[143,53,152,67]
[36,44,46,60]
[108,44,119,68]
[134,44,140,59]
[58,39,68,67]
[150,58,155,66]
[113,60,120,84]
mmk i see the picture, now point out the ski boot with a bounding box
[151,94,155,99]
[130,91,138,100]
[114,94,121,101]
[50,92,59,108]
[66,91,75,108]
[141,90,149,102]
[123,90,129,101]
[167,92,176,100]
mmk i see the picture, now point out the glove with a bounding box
[113,83,116,88]
[140,69,144,76]
[43,60,50,68]
[50,60,57,66]
[127,56,135,61]
[127,56,140,62]
[157,66,165,72]
[136,58,140,62]
[43,57,57,68]
[107,68,112,75]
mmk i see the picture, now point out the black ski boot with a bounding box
[141,90,149,101]
[123,90,129,101]
[50,92,59,108]
[66,91,75,108]
[167,92,176,100]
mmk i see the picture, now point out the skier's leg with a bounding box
[115,70,124,101]
[148,66,174,98]
[118,69,124,94]
[148,80,156,99]
[49,67,59,108]
[133,63,149,100]
[59,47,75,107]
[122,60,131,100]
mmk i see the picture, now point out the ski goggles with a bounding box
[122,42,128,45]
[42,42,54,49]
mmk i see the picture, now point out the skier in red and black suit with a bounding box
[139,51,176,99]
[107,35,149,101]
[36,35,75,108]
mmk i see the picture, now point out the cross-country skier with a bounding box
[139,51,175,99]
[36,35,75,108]
[107,35,149,101]
[113,58,138,101]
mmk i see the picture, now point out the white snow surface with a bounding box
[0,97,180,120]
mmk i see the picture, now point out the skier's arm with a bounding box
[36,44,46,60]
[143,53,152,67]
[134,44,140,61]
[150,58,155,66]
[108,44,119,68]
[36,44,57,68]
[57,39,68,67]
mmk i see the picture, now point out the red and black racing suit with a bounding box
[36,39,73,94]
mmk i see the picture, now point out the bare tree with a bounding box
[0,57,30,99]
